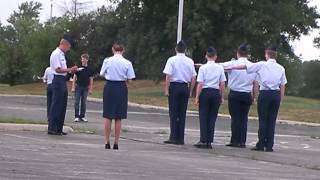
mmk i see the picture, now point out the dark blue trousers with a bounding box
[228,90,252,145]
[199,88,220,144]
[256,90,281,150]
[168,82,189,143]
[74,85,89,118]
[48,75,68,133]
[46,84,53,121]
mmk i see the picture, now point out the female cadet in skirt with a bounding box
[194,47,226,149]
[99,43,136,150]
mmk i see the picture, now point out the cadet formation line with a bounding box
[43,35,287,152]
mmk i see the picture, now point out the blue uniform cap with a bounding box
[207,47,217,54]
[238,43,249,53]
[63,34,75,48]
[176,40,187,51]
[266,45,277,52]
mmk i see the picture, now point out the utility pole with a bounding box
[73,0,77,18]
[50,0,53,20]
[55,0,92,19]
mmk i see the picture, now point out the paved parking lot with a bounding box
[0,95,320,179]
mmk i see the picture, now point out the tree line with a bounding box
[0,0,319,98]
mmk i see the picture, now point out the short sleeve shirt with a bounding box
[43,67,54,84]
[99,54,135,81]
[50,48,67,76]
[246,59,287,90]
[197,61,226,89]
[220,57,257,92]
[163,53,197,83]
[75,66,94,87]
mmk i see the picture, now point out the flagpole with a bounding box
[177,0,184,43]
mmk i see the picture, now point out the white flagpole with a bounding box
[177,0,184,43]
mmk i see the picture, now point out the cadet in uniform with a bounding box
[229,45,287,152]
[72,53,94,122]
[220,44,258,148]
[193,47,226,149]
[48,34,78,136]
[163,40,197,145]
[42,66,54,121]
[100,43,135,150]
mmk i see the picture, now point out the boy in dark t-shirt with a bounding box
[72,53,94,122]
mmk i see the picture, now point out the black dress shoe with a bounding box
[105,144,111,149]
[61,132,68,135]
[163,140,176,144]
[206,144,213,149]
[193,141,206,148]
[176,141,184,145]
[239,144,246,148]
[226,143,240,147]
[251,147,264,151]
[48,131,62,136]
[113,144,119,150]
[47,131,55,135]
[265,148,274,152]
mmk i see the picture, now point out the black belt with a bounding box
[170,82,188,85]
[54,75,66,78]
[106,80,125,83]
[260,90,280,92]
[230,90,251,94]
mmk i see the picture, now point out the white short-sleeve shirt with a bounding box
[220,57,257,92]
[50,48,67,76]
[163,53,197,83]
[42,67,54,84]
[100,54,136,81]
[246,59,287,90]
[197,61,226,89]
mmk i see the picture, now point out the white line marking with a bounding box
[3,133,100,148]
[0,106,198,116]
[3,133,46,142]
[301,144,311,149]
[123,125,310,138]
[0,106,313,139]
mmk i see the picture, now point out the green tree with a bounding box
[0,1,42,85]
[106,0,319,87]
[299,60,320,98]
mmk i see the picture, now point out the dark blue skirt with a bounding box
[103,81,128,119]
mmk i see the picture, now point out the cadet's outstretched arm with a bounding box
[230,64,247,70]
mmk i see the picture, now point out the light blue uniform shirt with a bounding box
[42,67,54,85]
[163,53,197,83]
[220,57,257,93]
[197,61,226,89]
[99,54,136,81]
[50,48,67,76]
[246,59,287,90]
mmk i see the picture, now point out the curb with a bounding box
[1,94,320,127]
[0,123,74,133]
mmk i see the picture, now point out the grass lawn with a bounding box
[0,116,47,124]
[1,80,319,123]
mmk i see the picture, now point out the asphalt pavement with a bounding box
[0,95,320,180]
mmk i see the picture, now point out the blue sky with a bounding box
[0,0,319,61]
